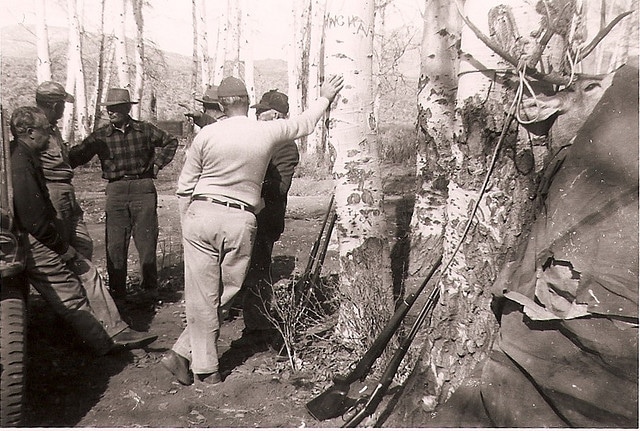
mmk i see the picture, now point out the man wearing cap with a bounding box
[184,85,226,129]
[159,75,343,388]
[36,81,133,332]
[9,105,158,355]
[232,90,300,350]
[69,88,178,302]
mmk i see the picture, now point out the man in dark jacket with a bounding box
[9,105,157,354]
[69,88,178,301]
[232,90,300,349]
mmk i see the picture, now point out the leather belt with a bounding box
[109,172,153,182]
[47,178,72,184]
[191,195,254,214]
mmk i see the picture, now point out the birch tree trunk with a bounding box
[407,1,460,283]
[62,0,90,141]
[227,0,241,77]
[92,0,108,130]
[306,0,327,155]
[213,0,229,84]
[191,0,199,101]
[240,0,255,103]
[114,0,130,89]
[196,0,210,91]
[324,0,394,351]
[132,0,145,119]
[35,0,52,83]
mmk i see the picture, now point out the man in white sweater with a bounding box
[161,75,343,388]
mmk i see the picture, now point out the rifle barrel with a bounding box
[342,284,441,428]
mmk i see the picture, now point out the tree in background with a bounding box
[113,0,129,90]
[324,0,394,351]
[131,0,145,119]
[62,0,90,142]
[35,0,52,83]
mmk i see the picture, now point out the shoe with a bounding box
[110,328,158,351]
[160,350,193,385]
[195,372,222,389]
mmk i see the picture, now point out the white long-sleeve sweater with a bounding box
[177,97,329,209]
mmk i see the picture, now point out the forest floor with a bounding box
[21,160,418,428]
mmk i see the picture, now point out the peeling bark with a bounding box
[324,0,394,351]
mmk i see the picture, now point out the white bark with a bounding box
[35,0,52,83]
[196,0,211,91]
[306,0,327,154]
[132,0,145,119]
[324,0,393,349]
[213,0,229,83]
[408,0,460,278]
[240,0,255,103]
[114,0,130,89]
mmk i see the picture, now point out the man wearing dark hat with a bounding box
[184,85,226,129]
[9,105,157,355]
[69,88,178,302]
[160,75,342,389]
[233,90,300,350]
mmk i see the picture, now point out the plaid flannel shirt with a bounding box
[69,118,178,180]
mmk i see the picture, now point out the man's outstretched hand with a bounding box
[320,75,345,104]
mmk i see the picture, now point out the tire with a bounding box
[1,276,27,427]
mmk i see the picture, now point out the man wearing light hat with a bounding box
[183,85,226,129]
[160,75,343,389]
[69,88,178,302]
[233,89,300,350]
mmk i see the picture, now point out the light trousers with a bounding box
[173,200,256,374]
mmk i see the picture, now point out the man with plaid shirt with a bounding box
[70,88,178,301]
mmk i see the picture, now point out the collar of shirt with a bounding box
[106,117,143,136]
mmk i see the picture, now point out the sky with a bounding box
[0,0,424,60]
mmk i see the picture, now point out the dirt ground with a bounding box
[21,163,415,428]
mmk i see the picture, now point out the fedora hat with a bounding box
[101,88,138,106]
[195,86,220,104]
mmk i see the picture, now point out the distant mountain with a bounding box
[1,24,415,125]
[1,24,288,120]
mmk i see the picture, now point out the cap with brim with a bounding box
[196,86,220,103]
[217,77,248,97]
[250,90,289,114]
[100,88,139,106]
[36,81,75,103]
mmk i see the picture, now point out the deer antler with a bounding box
[455,0,570,85]
[455,0,633,86]
[576,10,633,62]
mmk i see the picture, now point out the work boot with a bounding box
[109,328,158,352]
[194,372,222,391]
[160,350,193,385]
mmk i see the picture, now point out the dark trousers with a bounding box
[241,230,276,331]
[105,178,158,295]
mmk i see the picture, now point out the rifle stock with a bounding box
[342,281,441,428]
[305,255,442,421]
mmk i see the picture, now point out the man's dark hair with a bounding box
[10,106,46,137]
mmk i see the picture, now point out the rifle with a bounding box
[293,194,335,298]
[305,254,443,421]
[342,280,441,427]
